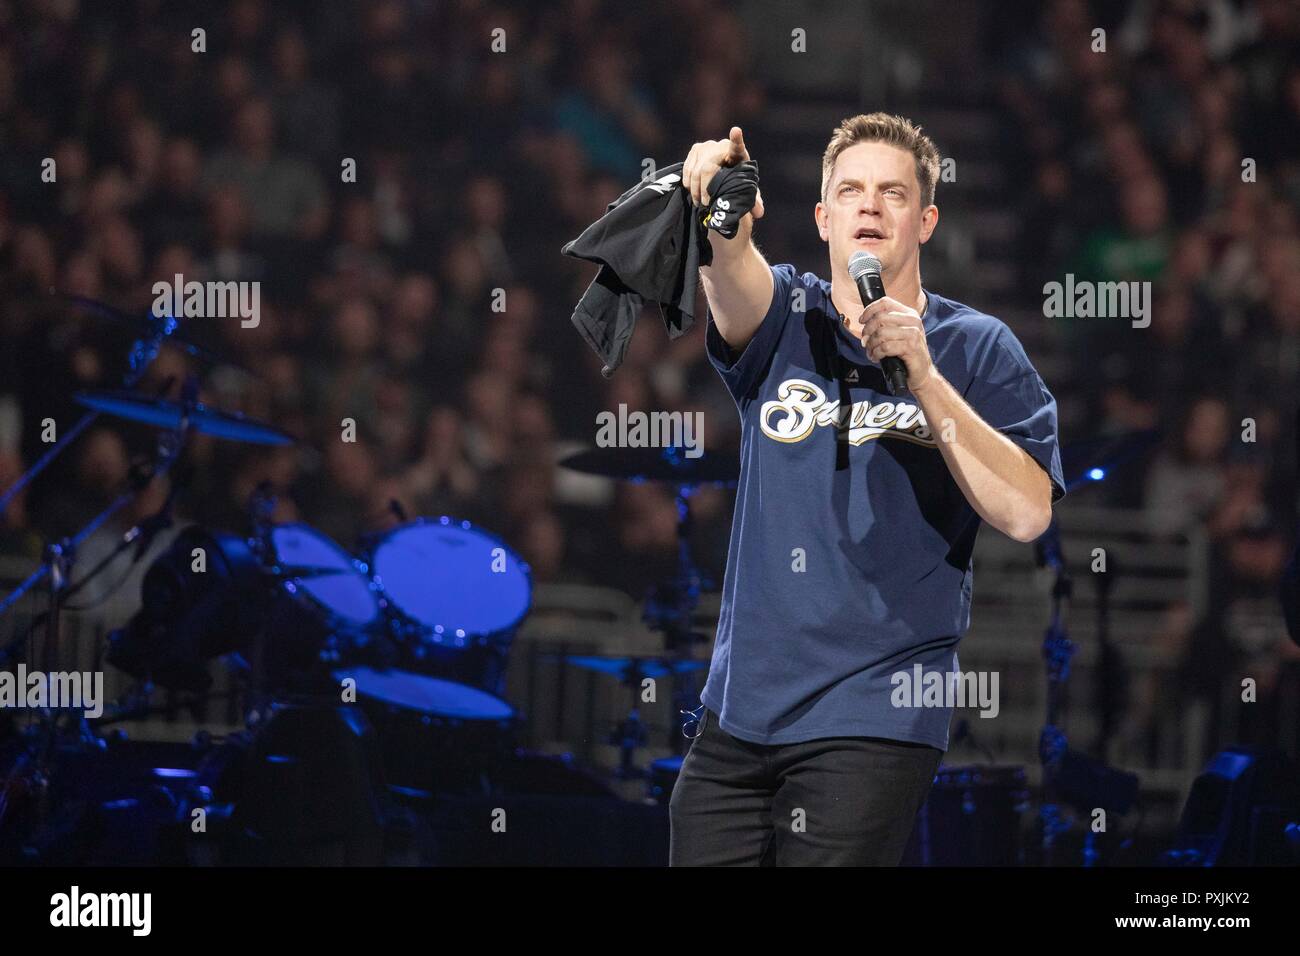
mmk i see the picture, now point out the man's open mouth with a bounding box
[853,228,885,241]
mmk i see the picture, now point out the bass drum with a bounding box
[369,517,531,690]
[109,523,382,695]
[333,666,518,796]
[108,527,265,692]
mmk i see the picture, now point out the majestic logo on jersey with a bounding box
[759,378,936,447]
[644,172,682,195]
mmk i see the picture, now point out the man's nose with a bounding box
[858,189,882,216]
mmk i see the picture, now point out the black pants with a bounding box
[669,707,942,866]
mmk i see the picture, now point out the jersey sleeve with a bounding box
[705,262,796,404]
[964,324,1067,504]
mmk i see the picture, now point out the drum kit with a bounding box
[103,505,534,792]
[0,297,552,860]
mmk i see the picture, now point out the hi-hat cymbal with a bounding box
[75,389,294,446]
[559,446,738,485]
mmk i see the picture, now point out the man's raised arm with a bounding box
[685,127,775,352]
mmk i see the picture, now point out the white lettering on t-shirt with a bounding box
[759,378,935,446]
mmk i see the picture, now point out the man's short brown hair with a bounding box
[820,113,941,207]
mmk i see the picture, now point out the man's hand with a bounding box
[683,126,765,219]
[845,296,936,392]
[693,126,773,352]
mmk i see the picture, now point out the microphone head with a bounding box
[848,251,882,282]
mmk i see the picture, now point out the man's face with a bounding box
[815,141,937,283]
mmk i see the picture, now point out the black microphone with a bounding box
[848,251,907,395]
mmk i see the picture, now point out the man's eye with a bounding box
[840,185,859,194]
[885,188,902,197]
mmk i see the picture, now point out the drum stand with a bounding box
[1034,515,1140,866]
[586,483,713,779]
[1035,518,1074,865]
[0,418,191,840]
[0,307,194,843]
[0,306,187,772]
[609,659,654,781]
[641,482,711,757]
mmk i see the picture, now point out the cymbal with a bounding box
[559,446,738,485]
[75,389,294,446]
[546,654,709,680]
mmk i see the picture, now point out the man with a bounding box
[670,114,1066,866]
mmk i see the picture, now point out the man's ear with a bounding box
[814,201,829,242]
[918,204,939,245]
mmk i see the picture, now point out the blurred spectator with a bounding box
[1143,397,1230,539]
[204,97,327,240]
